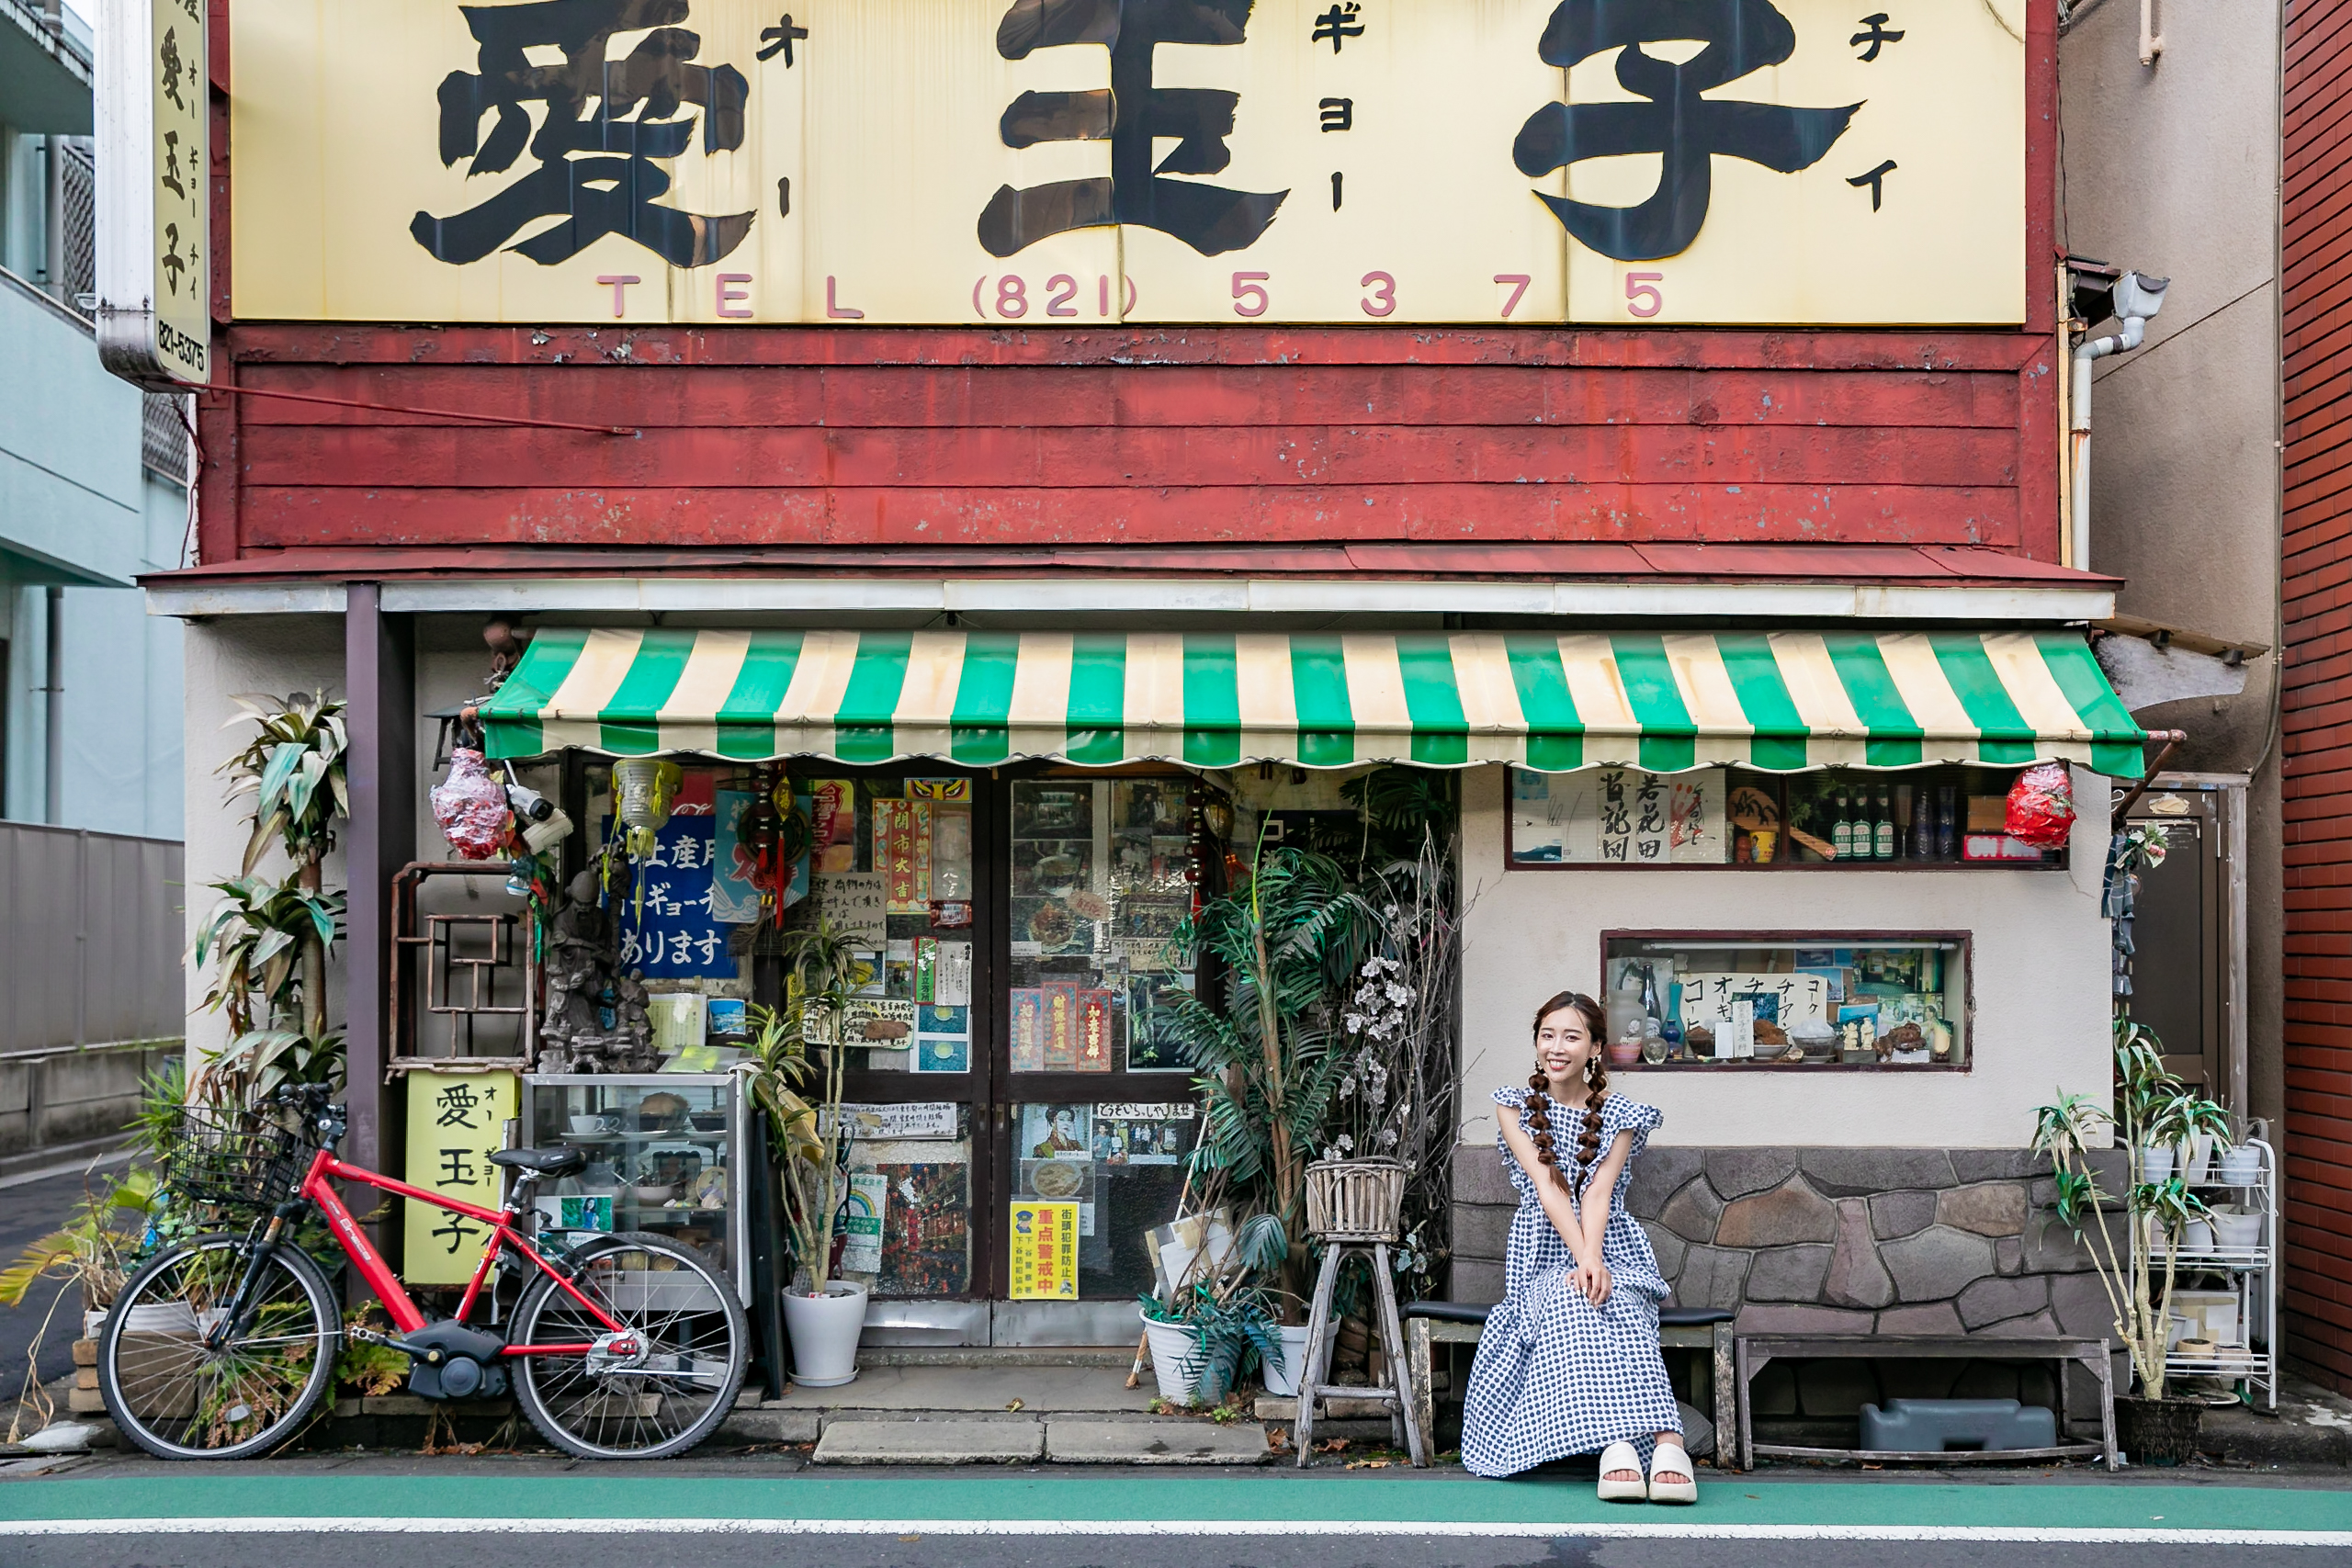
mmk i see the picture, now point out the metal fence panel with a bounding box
[0,824,185,1054]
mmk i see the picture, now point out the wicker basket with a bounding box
[1305,1157,1407,1240]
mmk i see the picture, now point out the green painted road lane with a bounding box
[6,1473,2352,1539]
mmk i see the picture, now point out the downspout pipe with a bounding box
[43,585,62,826]
[2069,271,2170,573]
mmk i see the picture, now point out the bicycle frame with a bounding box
[296,1146,626,1353]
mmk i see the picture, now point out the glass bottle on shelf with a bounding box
[1909,784,1933,860]
[1831,790,1854,859]
[1874,789,1895,860]
[1935,786,1959,861]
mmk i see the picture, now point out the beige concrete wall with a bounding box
[179,615,346,1075]
[2058,2,2283,1128]
[1454,764,2115,1151]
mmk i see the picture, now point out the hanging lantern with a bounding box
[611,758,682,860]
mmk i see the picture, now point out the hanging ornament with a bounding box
[2004,761,2077,850]
[430,749,514,860]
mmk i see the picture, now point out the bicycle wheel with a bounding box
[509,1231,748,1460]
[98,1234,339,1461]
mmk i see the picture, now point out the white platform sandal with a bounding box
[1596,1439,1647,1502]
[1647,1438,1698,1505]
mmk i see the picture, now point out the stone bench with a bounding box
[1402,1301,1736,1465]
[1735,1333,2119,1472]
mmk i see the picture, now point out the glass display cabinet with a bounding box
[520,1074,750,1303]
[1599,933,1971,1069]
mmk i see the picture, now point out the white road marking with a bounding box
[5,1518,2350,1546]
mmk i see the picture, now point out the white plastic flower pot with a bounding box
[1143,1318,1202,1404]
[2217,1145,2263,1187]
[1261,1325,1314,1398]
[2211,1210,2265,1249]
[783,1280,868,1389]
[2137,1145,2176,1184]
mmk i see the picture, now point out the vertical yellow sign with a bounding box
[1008,1201,1079,1301]
[147,0,209,378]
[402,1071,516,1286]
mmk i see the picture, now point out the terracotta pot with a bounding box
[2117,1394,2203,1466]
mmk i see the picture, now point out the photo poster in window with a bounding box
[1096,1101,1196,1166]
[808,779,858,874]
[836,1170,889,1276]
[1022,1103,1092,1161]
[710,789,764,924]
[913,1004,970,1073]
[917,787,973,900]
[1510,768,1569,862]
[604,778,732,979]
[815,871,888,947]
[1010,1201,1080,1301]
[849,1154,970,1297]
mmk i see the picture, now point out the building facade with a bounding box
[1,0,186,839]
[154,0,2185,1382]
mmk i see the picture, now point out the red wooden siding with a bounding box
[197,327,2058,563]
[2283,0,2352,1397]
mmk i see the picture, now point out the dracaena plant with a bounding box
[739,919,873,1297]
[1164,841,1376,1321]
[2031,1019,2234,1402]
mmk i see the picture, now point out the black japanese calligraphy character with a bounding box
[978,0,1287,258]
[1513,0,1858,261]
[759,13,808,64]
[160,131,187,202]
[1848,158,1896,209]
[160,27,187,113]
[1319,97,1352,131]
[1311,2,1363,51]
[1850,12,1904,61]
[161,223,187,296]
[432,1218,485,1256]
[435,1082,483,1128]
[437,1148,479,1186]
[411,0,752,268]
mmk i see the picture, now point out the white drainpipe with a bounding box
[2068,272,2169,573]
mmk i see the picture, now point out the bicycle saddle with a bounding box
[488,1146,589,1176]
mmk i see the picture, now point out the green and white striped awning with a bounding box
[480,628,2148,777]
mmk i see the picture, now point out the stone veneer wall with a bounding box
[1452,1145,2132,1338]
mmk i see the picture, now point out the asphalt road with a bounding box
[6,1531,2348,1568]
[0,1161,130,1412]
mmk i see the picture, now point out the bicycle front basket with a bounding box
[162,1104,310,1212]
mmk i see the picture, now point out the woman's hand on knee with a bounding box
[1577,1258,1612,1303]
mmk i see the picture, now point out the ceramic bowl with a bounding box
[630,1183,675,1205]
[689,1112,727,1132]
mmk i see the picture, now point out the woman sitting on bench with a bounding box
[1459,990,1695,1503]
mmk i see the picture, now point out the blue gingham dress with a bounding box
[1461,1087,1682,1478]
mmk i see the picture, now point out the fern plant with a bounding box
[1164,842,1377,1319]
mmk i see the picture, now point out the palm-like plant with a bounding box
[2031,1019,2234,1402]
[1,1168,160,1442]
[739,919,872,1297]
[1165,843,1376,1319]
[220,690,349,880]
[190,877,345,1099]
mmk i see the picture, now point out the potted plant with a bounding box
[741,919,871,1387]
[1137,1280,1283,1407]
[2031,1019,2233,1464]
[1165,843,1376,1321]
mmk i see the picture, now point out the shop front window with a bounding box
[1011,1100,1198,1300]
[1008,777,1200,1073]
[1600,933,1970,1069]
[842,1102,975,1298]
[1507,765,2067,869]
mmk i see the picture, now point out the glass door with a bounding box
[996,773,1207,1308]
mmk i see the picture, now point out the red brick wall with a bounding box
[2283,0,2352,1395]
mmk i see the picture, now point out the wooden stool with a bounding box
[1292,1237,1428,1467]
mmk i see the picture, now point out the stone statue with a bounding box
[537,869,655,1073]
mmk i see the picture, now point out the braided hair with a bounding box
[1525,990,1611,1197]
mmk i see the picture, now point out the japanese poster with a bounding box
[847,1152,971,1296]
[1009,1201,1080,1301]
[1021,1104,1092,1160]
[401,1070,516,1285]
[827,1101,960,1140]
[1010,987,1046,1072]
[814,871,888,947]
[1510,768,1727,865]
[913,1003,970,1074]
[836,1170,889,1275]
[234,0,2026,327]
[605,774,732,978]
[1095,1102,1196,1167]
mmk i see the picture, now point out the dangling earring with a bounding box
[1582,1058,1597,1084]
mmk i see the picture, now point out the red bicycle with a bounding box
[98,1085,748,1461]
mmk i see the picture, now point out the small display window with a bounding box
[1507,765,2065,870]
[1599,933,1970,1070]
